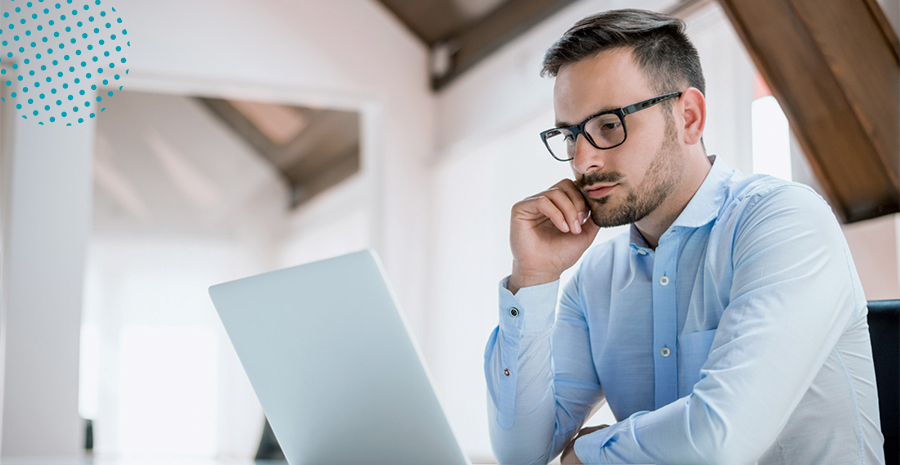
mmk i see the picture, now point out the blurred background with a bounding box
[0,0,897,463]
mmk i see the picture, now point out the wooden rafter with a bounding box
[430,0,579,90]
[718,0,900,223]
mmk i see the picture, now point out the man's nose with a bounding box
[570,133,606,175]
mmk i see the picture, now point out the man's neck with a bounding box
[635,151,712,249]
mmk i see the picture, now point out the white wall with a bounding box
[0,109,97,456]
[83,234,271,458]
[82,89,286,458]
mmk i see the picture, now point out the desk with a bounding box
[0,459,288,465]
[0,458,502,465]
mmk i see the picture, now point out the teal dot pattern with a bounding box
[1,0,129,125]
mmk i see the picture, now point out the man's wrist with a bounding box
[508,270,560,295]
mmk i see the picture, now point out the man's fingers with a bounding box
[516,179,593,235]
[519,195,570,232]
[555,180,591,218]
[541,187,584,234]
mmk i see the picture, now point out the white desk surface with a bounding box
[0,458,502,465]
[0,459,289,465]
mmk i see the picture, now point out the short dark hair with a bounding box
[541,9,705,97]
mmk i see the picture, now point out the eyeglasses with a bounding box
[539,91,683,161]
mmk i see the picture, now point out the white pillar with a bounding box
[0,107,95,457]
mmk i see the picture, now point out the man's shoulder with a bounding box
[719,174,831,228]
[714,175,842,260]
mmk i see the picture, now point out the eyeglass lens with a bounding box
[544,113,625,160]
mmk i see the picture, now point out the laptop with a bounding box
[209,249,471,465]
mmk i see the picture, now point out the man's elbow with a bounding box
[687,399,765,465]
[488,426,553,465]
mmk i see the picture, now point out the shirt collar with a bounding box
[628,155,733,250]
[669,154,732,229]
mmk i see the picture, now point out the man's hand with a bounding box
[560,424,609,464]
[509,179,600,294]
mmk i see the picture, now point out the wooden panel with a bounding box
[718,0,899,223]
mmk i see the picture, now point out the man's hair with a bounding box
[541,9,705,97]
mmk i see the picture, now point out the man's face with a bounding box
[553,48,685,228]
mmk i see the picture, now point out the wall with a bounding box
[82,89,287,458]
[0,108,97,457]
[841,213,900,301]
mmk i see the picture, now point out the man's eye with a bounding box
[601,122,621,130]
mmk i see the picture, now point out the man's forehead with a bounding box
[552,48,649,127]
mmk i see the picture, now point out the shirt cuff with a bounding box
[574,419,622,464]
[498,275,559,334]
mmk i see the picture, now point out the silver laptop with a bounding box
[209,249,471,465]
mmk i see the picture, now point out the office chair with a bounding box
[868,299,899,465]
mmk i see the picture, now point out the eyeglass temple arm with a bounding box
[621,91,683,116]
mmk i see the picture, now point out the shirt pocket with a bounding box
[678,329,717,395]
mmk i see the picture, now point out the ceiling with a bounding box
[378,0,508,44]
[376,0,581,89]
[197,98,360,208]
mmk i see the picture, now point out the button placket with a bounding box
[652,238,679,408]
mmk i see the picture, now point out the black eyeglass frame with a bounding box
[539,91,684,161]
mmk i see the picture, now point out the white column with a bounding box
[0,106,95,457]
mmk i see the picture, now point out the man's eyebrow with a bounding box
[555,105,619,128]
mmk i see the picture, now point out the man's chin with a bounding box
[589,203,626,228]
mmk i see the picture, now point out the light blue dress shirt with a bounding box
[485,156,884,464]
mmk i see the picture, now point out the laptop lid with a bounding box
[209,249,470,465]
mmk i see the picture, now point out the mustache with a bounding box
[576,171,623,190]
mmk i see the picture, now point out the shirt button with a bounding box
[660,347,671,357]
[509,307,519,317]
[504,369,510,376]
[638,250,648,256]
[659,275,669,286]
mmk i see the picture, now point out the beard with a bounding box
[577,116,683,228]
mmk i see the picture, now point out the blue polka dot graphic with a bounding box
[0,0,130,125]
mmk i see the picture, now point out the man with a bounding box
[484,9,884,465]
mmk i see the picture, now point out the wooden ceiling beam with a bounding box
[431,0,579,90]
[197,98,361,208]
[718,0,899,223]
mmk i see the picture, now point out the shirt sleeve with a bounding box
[573,185,865,464]
[485,269,605,464]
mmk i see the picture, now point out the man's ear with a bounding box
[680,87,706,146]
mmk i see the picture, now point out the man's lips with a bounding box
[585,184,617,199]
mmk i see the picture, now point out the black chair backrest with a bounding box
[868,299,898,465]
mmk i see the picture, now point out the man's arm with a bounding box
[571,185,865,464]
[485,268,605,465]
